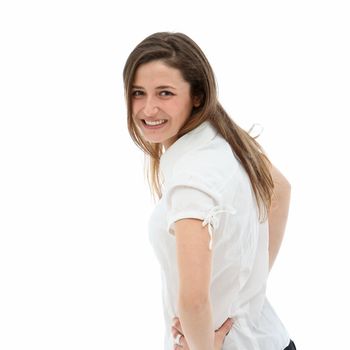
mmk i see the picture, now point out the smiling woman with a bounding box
[122,32,295,350]
[130,60,200,149]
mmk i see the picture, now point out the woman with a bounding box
[123,32,296,350]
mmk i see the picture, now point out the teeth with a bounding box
[145,119,166,126]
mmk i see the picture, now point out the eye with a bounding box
[159,90,174,97]
[132,90,144,97]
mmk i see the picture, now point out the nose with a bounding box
[143,96,159,116]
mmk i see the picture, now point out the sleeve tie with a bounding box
[202,206,237,250]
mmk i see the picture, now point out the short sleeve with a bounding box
[164,172,236,250]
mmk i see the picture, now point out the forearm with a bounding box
[178,299,215,350]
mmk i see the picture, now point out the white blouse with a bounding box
[148,120,290,350]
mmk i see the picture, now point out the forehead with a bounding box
[133,60,186,86]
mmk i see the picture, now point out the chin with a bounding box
[144,137,165,145]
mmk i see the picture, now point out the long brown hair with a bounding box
[123,32,274,221]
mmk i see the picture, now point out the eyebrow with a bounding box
[132,85,176,90]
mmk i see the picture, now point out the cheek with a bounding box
[168,97,191,114]
[178,100,194,118]
[131,99,142,116]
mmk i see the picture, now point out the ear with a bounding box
[193,96,201,108]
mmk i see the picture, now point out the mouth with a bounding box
[142,119,168,128]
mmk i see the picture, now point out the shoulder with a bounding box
[171,134,241,192]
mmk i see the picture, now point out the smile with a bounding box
[142,119,168,129]
[143,119,167,126]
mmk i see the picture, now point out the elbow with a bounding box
[270,176,291,210]
[277,174,291,196]
[278,170,291,191]
[271,165,291,194]
[279,179,291,203]
[284,178,291,194]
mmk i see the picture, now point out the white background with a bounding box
[1,1,349,349]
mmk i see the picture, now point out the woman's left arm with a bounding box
[268,164,291,271]
[174,217,215,350]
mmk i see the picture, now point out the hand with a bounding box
[171,316,234,350]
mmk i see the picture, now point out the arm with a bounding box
[174,218,215,350]
[268,164,291,271]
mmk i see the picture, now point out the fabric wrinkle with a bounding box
[202,205,237,250]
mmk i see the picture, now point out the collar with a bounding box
[160,120,218,182]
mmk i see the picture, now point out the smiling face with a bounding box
[131,60,199,150]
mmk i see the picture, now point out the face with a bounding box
[131,60,199,150]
